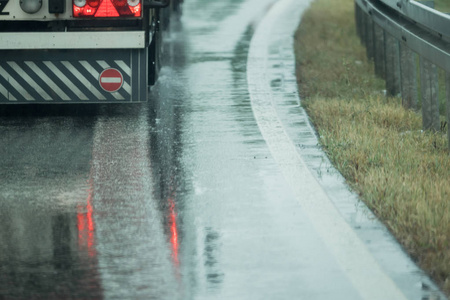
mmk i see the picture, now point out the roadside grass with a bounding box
[421,0,450,12]
[294,0,450,296]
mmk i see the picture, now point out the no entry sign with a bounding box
[99,68,123,92]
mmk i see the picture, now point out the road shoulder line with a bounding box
[247,0,414,299]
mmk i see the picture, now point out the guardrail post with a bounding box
[420,58,440,131]
[374,24,386,79]
[358,7,367,46]
[366,17,375,60]
[385,33,401,96]
[355,3,363,41]
[446,72,450,147]
[399,44,418,109]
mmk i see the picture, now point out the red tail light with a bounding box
[73,0,141,18]
[87,0,101,7]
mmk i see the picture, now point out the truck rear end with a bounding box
[0,0,172,103]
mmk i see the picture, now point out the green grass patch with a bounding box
[419,0,450,12]
[295,0,450,296]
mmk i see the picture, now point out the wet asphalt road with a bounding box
[0,0,446,299]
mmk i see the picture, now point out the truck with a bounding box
[0,0,180,104]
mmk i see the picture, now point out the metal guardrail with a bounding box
[354,0,450,147]
[380,0,450,40]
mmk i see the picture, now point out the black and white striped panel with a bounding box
[0,59,132,103]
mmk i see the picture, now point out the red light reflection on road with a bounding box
[168,198,180,267]
[77,182,96,257]
[168,198,180,269]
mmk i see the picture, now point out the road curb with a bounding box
[246,0,445,299]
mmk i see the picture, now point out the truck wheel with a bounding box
[148,25,162,86]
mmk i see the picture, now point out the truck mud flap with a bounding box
[0,48,148,103]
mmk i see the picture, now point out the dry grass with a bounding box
[295,0,450,296]
[425,0,450,12]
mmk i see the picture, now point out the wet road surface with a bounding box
[0,0,446,299]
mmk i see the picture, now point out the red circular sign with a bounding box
[99,68,123,92]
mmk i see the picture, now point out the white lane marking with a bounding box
[0,65,34,101]
[25,61,71,101]
[43,61,89,101]
[247,0,408,299]
[62,61,106,101]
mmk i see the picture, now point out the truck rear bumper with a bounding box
[0,48,148,103]
[0,31,146,50]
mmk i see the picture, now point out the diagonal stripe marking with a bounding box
[114,60,131,75]
[0,82,8,99]
[62,61,106,101]
[25,61,71,101]
[8,62,52,101]
[43,61,88,101]
[0,65,34,101]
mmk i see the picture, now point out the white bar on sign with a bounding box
[101,78,122,83]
